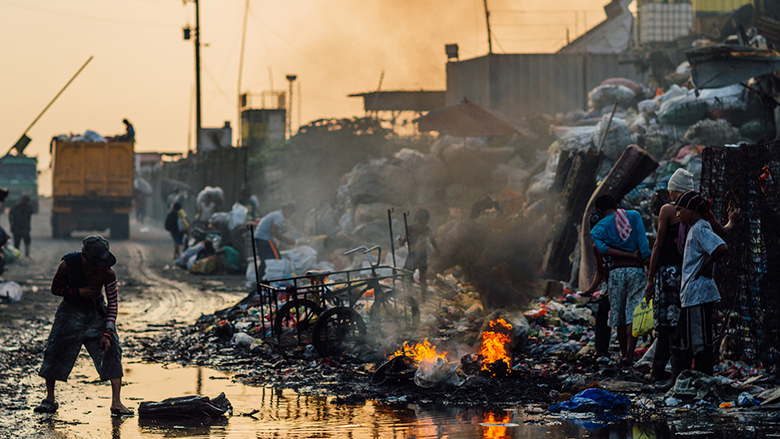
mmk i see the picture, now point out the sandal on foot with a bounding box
[34,399,58,413]
[111,407,135,417]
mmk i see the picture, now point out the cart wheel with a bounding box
[312,307,366,357]
[273,299,322,338]
[369,290,420,330]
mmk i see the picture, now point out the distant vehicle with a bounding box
[51,140,134,240]
[0,155,39,213]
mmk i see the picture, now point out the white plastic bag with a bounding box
[281,246,318,274]
[0,281,23,303]
[228,203,249,230]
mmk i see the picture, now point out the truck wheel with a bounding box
[112,214,130,241]
[51,213,69,239]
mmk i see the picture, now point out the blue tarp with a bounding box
[548,388,631,414]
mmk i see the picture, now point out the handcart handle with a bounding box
[344,246,368,256]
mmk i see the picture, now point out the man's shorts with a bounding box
[403,252,428,273]
[39,299,124,382]
[171,230,185,245]
[653,265,682,329]
[607,266,646,327]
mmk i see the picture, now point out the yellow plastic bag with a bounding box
[632,298,653,337]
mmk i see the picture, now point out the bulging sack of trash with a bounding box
[588,84,637,110]
[0,281,23,303]
[656,94,709,125]
[548,388,630,413]
[228,203,249,230]
[552,126,596,151]
[209,212,230,229]
[83,129,107,142]
[592,115,632,160]
[414,358,465,388]
[139,393,232,418]
[264,258,292,282]
[281,246,318,273]
[197,186,224,209]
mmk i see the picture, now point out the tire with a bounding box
[312,307,366,358]
[112,214,130,240]
[273,299,322,337]
[51,213,69,239]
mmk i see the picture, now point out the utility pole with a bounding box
[483,0,493,54]
[286,74,297,138]
[237,0,250,148]
[194,0,202,152]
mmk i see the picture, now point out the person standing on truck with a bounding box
[122,119,135,142]
[35,236,133,416]
[9,195,33,258]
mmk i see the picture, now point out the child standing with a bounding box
[671,190,728,383]
[399,209,440,303]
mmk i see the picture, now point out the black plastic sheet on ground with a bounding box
[701,141,780,369]
[138,393,232,419]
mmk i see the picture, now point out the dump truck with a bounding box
[0,155,39,212]
[51,140,134,240]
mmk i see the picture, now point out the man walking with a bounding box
[35,236,133,416]
[9,195,33,258]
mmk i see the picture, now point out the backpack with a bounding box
[165,211,178,232]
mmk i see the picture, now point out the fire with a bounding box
[390,338,447,366]
[479,319,513,371]
[481,412,512,438]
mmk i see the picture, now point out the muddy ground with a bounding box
[3,199,780,439]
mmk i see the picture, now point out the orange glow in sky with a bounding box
[1,0,608,168]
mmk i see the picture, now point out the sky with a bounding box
[1,0,608,169]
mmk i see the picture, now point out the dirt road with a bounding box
[0,199,246,438]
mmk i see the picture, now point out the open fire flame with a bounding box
[479,319,513,372]
[390,338,447,366]
[481,412,512,438]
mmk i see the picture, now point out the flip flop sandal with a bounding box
[111,407,135,417]
[34,399,58,414]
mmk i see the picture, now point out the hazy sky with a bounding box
[1,0,608,166]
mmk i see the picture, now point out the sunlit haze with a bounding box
[1,0,607,179]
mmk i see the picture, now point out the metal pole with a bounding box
[237,0,249,148]
[596,102,618,156]
[195,0,202,152]
[247,224,264,339]
[388,208,396,268]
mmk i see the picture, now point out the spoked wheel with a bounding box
[312,307,366,357]
[273,299,322,341]
[369,289,420,331]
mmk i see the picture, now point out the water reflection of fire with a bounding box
[479,319,513,373]
[481,412,511,438]
[390,338,447,366]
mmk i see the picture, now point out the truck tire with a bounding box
[112,214,130,241]
[51,213,69,239]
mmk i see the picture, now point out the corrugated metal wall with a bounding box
[446,53,648,121]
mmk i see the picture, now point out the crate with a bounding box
[639,3,695,43]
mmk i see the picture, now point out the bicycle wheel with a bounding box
[273,299,322,337]
[312,307,366,357]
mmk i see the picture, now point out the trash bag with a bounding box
[190,255,219,274]
[666,370,721,400]
[264,258,292,281]
[281,246,319,274]
[592,115,632,160]
[227,203,248,230]
[632,298,653,337]
[548,388,631,413]
[414,358,465,388]
[588,84,637,110]
[656,94,710,126]
[197,186,224,210]
[0,281,23,303]
[139,393,232,418]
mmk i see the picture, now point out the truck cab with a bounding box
[0,155,39,213]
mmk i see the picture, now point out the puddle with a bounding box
[31,357,776,439]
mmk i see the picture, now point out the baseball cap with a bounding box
[82,235,116,267]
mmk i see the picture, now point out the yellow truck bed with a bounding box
[52,141,134,198]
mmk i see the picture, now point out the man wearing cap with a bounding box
[253,203,297,280]
[35,235,133,416]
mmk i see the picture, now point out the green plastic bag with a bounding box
[632,298,653,337]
